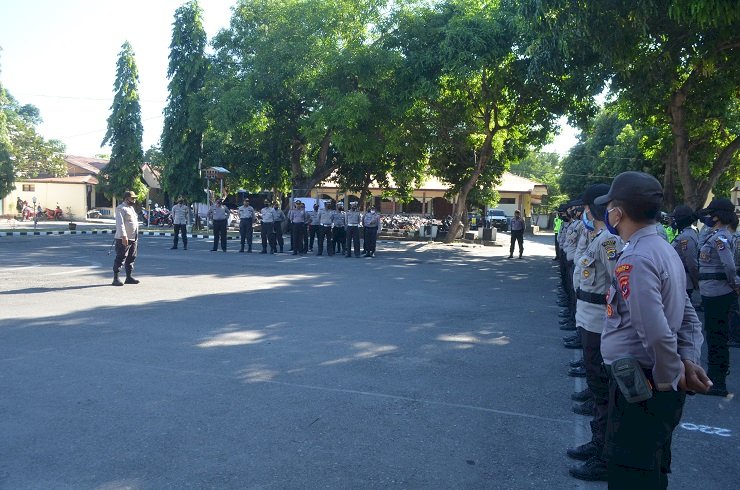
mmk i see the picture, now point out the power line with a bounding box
[13,92,165,103]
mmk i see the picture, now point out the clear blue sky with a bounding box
[0,0,578,158]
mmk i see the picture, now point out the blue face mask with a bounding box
[701,216,715,228]
[604,207,620,235]
[582,209,594,231]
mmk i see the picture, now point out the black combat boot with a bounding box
[573,399,594,416]
[571,387,592,402]
[125,270,140,284]
[240,245,245,253]
[569,456,608,481]
[566,440,599,461]
[112,273,123,287]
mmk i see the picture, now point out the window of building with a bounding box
[499,197,515,204]
[22,184,35,192]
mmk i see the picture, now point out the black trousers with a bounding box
[274,221,284,251]
[113,238,138,274]
[582,328,609,449]
[291,222,306,253]
[309,225,320,250]
[261,222,276,252]
[333,227,345,253]
[318,226,333,255]
[554,232,559,258]
[346,226,361,256]
[701,292,737,378]
[510,229,524,256]
[173,224,187,248]
[239,218,253,250]
[364,226,378,253]
[212,219,227,251]
[604,377,685,489]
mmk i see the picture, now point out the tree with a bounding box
[510,151,565,207]
[0,82,13,198]
[517,0,740,209]
[389,0,565,242]
[161,0,208,202]
[101,41,145,200]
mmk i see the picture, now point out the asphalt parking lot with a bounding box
[0,232,737,489]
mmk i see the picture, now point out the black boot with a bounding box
[112,273,123,287]
[240,246,245,253]
[706,368,729,397]
[571,387,592,402]
[566,440,599,461]
[170,244,178,249]
[573,399,594,416]
[125,272,140,284]
[568,366,587,377]
[569,456,608,481]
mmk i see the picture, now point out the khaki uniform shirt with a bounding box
[115,203,139,240]
[171,203,190,225]
[575,229,622,333]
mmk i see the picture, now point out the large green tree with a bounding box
[0,81,13,198]
[518,0,740,209]
[161,0,208,201]
[101,41,145,200]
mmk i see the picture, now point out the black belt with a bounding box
[699,272,727,280]
[576,288,607,305]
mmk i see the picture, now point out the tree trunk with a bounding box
[662,153,676,211]
[359,172,371,211]
[291,129,337,196]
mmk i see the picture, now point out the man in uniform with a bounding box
[260,202,276,254]
[317,201,335,256]
[567,184,622,482]
[112,191,140,286]
[345,202,362,257]
[362,206,380,257]
[308,203,321,252]
[509,210,525,258]
[332,202,346,255]
[669,205,699,297]
[273,202,286,253]
[553,209,563,260]
[595,171,710,488]
[562,200,584,344]
[288,200,307,255]
[238,198,256,253]
[208,198,229,252]
[170,197,190,250]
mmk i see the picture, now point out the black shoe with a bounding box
[559,310,570,318]
[559,323,577,331]
[568,366,587,377]
[563,334,579,342]
[573,399,594,416]
[705,386,729,397]
[346,254,352,258]
[292,252,298,255]
[564,340,583,349]
[508,255,513,259]
[569,358,584,369]
[211,249,218,252]
[317,253,322,256]
[112,274,123,287]
[239,249,245,253]
[559,318,572,325]
[569,456,608,481]
[567,441,600,461]
[571,388,592,402]
[183,245,187,250]
[260,250,267,254]
[170,246,177,249]
[124,276,140,285]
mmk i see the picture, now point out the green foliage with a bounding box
[510,151,565,206]
[0,83,13,198]
[100,41,146,200]
[161,0,208,202]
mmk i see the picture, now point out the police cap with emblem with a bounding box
[697,197,735,216]
[594,171,663,206]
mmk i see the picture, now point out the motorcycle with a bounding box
[43,206,64,221]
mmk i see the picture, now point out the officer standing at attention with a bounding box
[553,210,563,260]
[595,171,710,488]
[288,200,307,255]
[112,191,140,286]
[362,206,380,257]
[208,198,229,252]
[317,201,335,256]
[696,197,739,397]
[273,202,286,253]
[669,205,700,297]
[308,203,321,252]
[345,202,362,257]
[170,197,190,250]
[567,184,622,482]
[332,202,346,255]
[238,198,255,253]
[509,210,525,258]
[260,201,276,254]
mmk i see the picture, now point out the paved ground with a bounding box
[0,231,737,489]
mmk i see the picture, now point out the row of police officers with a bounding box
[554,171,738,487]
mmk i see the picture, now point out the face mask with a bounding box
[582,210,594,231]
[370,210,375,214]
[604,207,621,235]
[701,216,715,228]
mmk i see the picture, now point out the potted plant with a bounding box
[66,207,77,230]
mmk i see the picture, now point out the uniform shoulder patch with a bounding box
[602,239,618,260]
[715,238,727,250]
[615,264,632,276]
[618,273,630,299]
[679,239,688,250]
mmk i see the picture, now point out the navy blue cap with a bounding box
[594,172,663,206]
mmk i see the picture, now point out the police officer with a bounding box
[595,171,710,488]
[170,197,190,250]
[567,184,622,482]
[345,202,362,257]
[288,200,307,255]
[317,201,335,256]
[208,198,229,252]
[273,202,286,253]
[112,191,140,286]
[308,203,321,252]
[362,206,380,257]
[696,197,739,397]
[670,205,699,296]
[260,202,276,254]
[562,199,584,344]
[238,198,256,253]
[509,210,525,259]
[553,209,563,260]
[332,202,346,255]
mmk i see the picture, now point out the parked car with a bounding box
[487,209,509,231]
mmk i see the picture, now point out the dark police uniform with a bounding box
[595,172,704,489]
